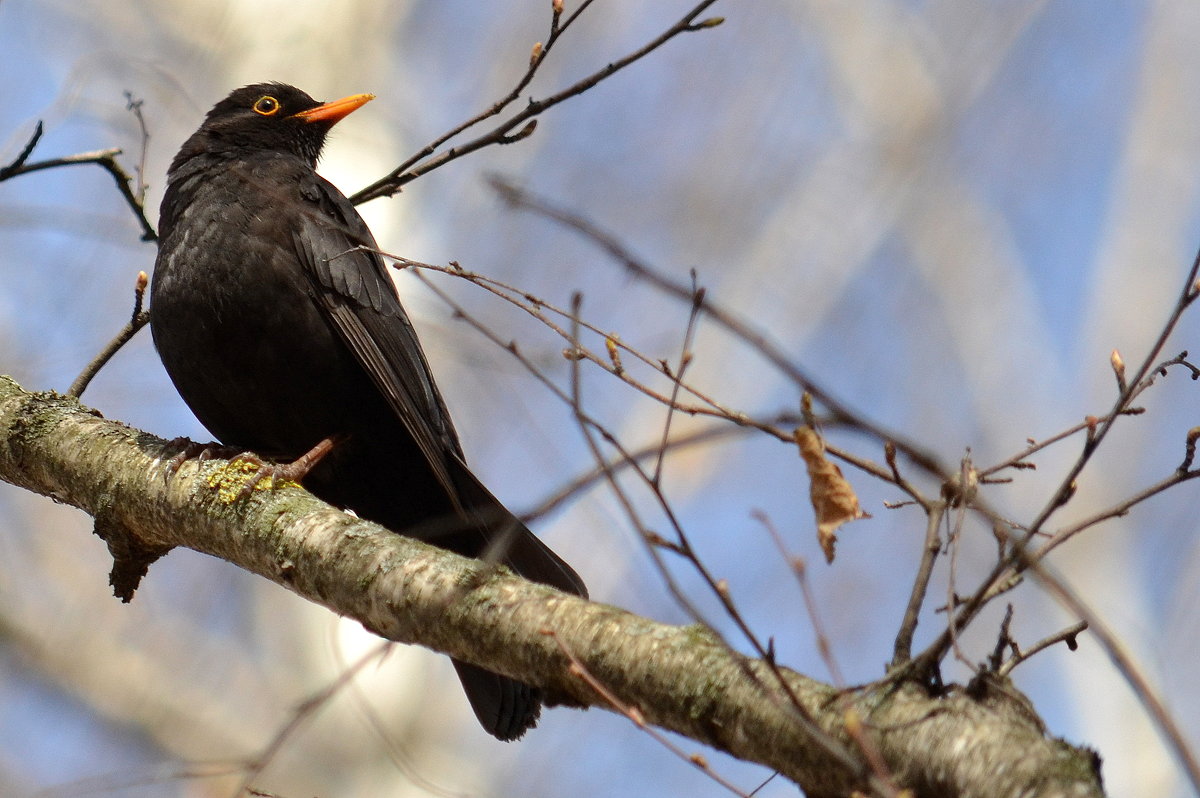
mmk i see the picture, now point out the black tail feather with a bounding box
[452,659,542,741]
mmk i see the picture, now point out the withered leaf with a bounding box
[795,426,870,563]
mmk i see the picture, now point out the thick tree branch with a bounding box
[0,376,1104,797]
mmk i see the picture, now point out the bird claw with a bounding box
[163,437,244,480]
[233,436,340,499]
[232,453,272,498]
[162,436,338,499]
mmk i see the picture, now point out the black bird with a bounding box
[150,83,586,740]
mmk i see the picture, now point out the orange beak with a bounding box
[293,93,375,125]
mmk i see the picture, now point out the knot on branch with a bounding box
[93,507,172,602]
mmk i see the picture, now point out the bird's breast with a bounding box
[150,177,375,456]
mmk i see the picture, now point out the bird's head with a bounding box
[174,82,374,169]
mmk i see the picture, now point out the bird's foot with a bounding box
[232,436,341,498]
[163,436,340,497]
[163,437,246,479]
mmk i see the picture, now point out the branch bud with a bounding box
[1110,349,1127,392]
[605,334,624,374]
[1181,426,1200,472]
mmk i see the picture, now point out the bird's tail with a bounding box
[452,659,543,741]
[447,455,588,598]
[440,456,586,739]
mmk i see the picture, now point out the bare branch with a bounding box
[546,629,754,798]
[0,142,157,241]
[68,271,151,398]
[1021,558,1200,793]
[350,1,723,205]
[890,503,946,668]
[0,120,44,178]
[235,644,392,796]
[1022,260,1200,538]
[123,91,152,206]
[522,419,781,523]
[487,177,951,482]
[997,620,1087,679]
[653,272,704,487]
[1031,466,1200,561]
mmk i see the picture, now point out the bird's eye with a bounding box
[253,96,280,116]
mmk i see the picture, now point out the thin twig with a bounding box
[348,0,597,206]
[654,273,704,486]
[1,147,157,241]
[67,272,151,398]
[755,510,842,684]
[1025,559,1200,795]
[1022,264,1200,539]
[883,440,930,512]
[997,620,1087,678]
[233,643,392,798]
[350,1,723,205]
[522,419,784,522]
[545,629,754,797]
[747,772,780,796]
[1031,466,1200,564]
[890,502,946,668]
[986,604,1016,673]
[979,407,1145,479]
[331,630,470,798]
[123,91,151,206]
[0,120,44,178]
[945,457,975,672]
[488,177,951,482]
[32,762,243,797]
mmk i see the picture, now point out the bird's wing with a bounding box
[289,173,588,598]
[290,174,464,508]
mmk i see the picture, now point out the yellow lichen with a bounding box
[203,460,297,503]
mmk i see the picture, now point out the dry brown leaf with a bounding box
[795,426,871,563]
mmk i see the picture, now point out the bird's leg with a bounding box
[235,435,343,498]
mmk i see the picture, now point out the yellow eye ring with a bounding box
[253,96,280,116]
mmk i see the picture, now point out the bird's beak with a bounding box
[293,93,375,125]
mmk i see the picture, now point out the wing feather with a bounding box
[288,174,586,597]
[290,177,464,509]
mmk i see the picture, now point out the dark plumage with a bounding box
[150,83,586,740]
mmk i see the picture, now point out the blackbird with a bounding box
[150,83,586,740]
